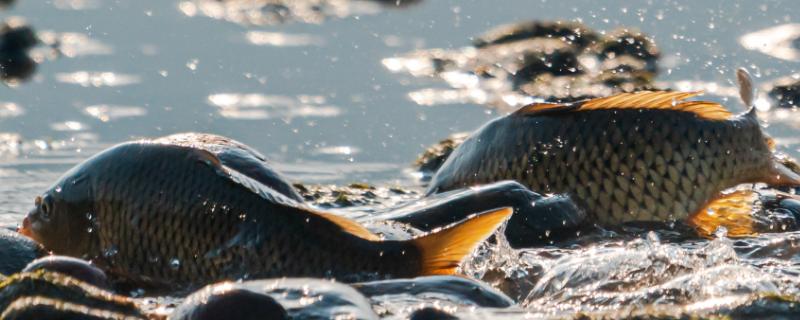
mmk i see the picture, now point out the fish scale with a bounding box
[429,100,778,225]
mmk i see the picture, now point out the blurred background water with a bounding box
[3,1,800,318]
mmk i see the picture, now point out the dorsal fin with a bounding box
[313,211,381,241]
[514,91,733,121]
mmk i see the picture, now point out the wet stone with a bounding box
[180,0,421,27]
[408,307,459,320]
[385,20,662,110]
[0,271,145,319]
[294,182,419,209]
[511,49,584,89]
[172,278,378,320]
[472,20,600,49]
[23,256,110,290]
[767,76,800,108]
[170,287,288,320]
[0,228,45,276]
[413,132,469,179]
[596,29,660,72]
[0,18,39,83]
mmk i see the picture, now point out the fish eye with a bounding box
[40,195,53,220]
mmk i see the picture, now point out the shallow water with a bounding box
[3,0,800,318]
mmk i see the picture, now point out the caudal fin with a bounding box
[412,207,512,275]
[688,190,758,237]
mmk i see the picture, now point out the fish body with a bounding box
[21,134,510,289]
[428,91,800,226]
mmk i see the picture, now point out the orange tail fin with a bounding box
[688,190,758,237]
[412,207,512,275]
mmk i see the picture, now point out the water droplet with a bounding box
[86,227,93,233]
[103,245,118,258]
[646,231,660,243]
[714,226,728,238]
[170,258,181,270]
[186,59,199,71]
[55,186,62,193]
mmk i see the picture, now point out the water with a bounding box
[3,0,800,318]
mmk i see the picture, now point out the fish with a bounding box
[19,134,511,290]
[427,69,800,236]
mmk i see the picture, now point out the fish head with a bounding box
[20,172,95,257]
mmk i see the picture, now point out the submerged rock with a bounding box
[0,228,45,275]
[170,287,288,320]
[767,76,800,108]
[172,278,378,320]
[294,182,420,209]
[0,18,39,83]
[0,271,145,319]
[413,132,469,179]
[179,0,421,27]
[384,20,661,110]
[23,256,110,290]
[408,307,459,320]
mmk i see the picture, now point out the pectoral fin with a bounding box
[687,190,759,238]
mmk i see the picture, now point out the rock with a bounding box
[413,132,469,178]
[473,20,600,49]
[596,29,660,71]
[170,287,287,320]
[23,256,109,290]
[0,18,38,82]
[0,271,145,319]
[408,307,459,320]
[767,76,800,108]
[386,20,662,110]
[294,183,419,209]
[172,278,378,320]
[0,229,45,275]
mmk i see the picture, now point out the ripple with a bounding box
[83,105,147,122]
[245,31,325,47]
[49,121,88,132]
[207,93,341,120]
[740,24,800,61]
[178,0,384,26]
[53,0,101,10]
[38,32,113,57]
[314,145,360,156]
[55,71,140,87]
[0,103,23,119]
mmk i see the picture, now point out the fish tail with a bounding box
[411,207,512,275]
[688,190,759,237]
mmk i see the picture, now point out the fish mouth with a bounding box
[18,215,34,238]
[18,217,32,237]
